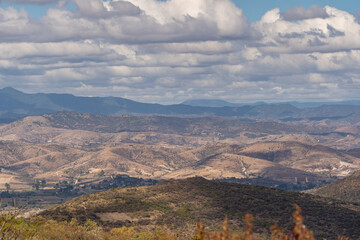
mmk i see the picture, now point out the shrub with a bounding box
[0,205,357,240]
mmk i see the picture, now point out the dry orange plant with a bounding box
[195,204,332,240]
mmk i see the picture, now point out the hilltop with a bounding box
[40,177,360,240]
[308,170,360,202]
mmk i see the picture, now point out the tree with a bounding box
[98,170,105,177]
[54,180,74,193]
[4,183,10,192]
[40,178,46,188]
[32,181,40,191]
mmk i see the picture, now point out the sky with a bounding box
[0,1,360,104]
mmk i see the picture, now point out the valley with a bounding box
[0,94,360,238]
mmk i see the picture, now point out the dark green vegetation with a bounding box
[309,170,360,203]
[0,204,337,240]
[41,177,360,240]
[220,177,321,191]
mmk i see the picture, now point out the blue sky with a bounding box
[0,3,49,17]
[0,2,75,18]
[233,0,360,21]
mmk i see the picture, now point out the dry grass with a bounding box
[0,204,359,240]
[196,205,316,240]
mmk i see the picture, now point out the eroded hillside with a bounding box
[0,112,359,191]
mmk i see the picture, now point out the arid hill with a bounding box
[1,112,360,149]
[40,177,360,240]
[0,140,359,191]
[0,112,360,191]
[308,170,360,202]
[237,141,359,177]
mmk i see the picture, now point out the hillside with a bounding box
[238,141,360,177]
[0,112,360,192]
[0,112,306,145]
[308,170,360,202]
[2,111,360,150]
[2,140,360,190]
[40,177,360,239]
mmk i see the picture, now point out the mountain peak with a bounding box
[0,87,23,94]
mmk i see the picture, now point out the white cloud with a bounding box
[123,0,249,37]
[0,1,360,103]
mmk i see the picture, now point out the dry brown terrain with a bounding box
[0,112,359,149]
[308,170,360,202]
[0,140,358,190]
[0,112,359,190]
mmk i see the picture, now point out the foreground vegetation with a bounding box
[40,177,360,239]
[0,205,358,240]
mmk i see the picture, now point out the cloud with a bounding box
[71,0,107,18]
[254,6,360,53]
[1,1,360,103]
[0,0,57,4]
[282,5,329,21]
[327,24,345,37]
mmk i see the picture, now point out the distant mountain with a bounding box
[41,177,360,239]
[182,98,360,109]
[2,88,360,123]
[0,88,298,119]
[182,99,241,107]
[287,101,360,108]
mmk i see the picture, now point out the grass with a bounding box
[0,205,359,239]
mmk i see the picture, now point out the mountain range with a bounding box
[2,112,360,191]
[182,99,360,108]
[2,87,360,123]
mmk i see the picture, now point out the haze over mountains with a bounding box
[2,87,360,123]
[182,99,360,108]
